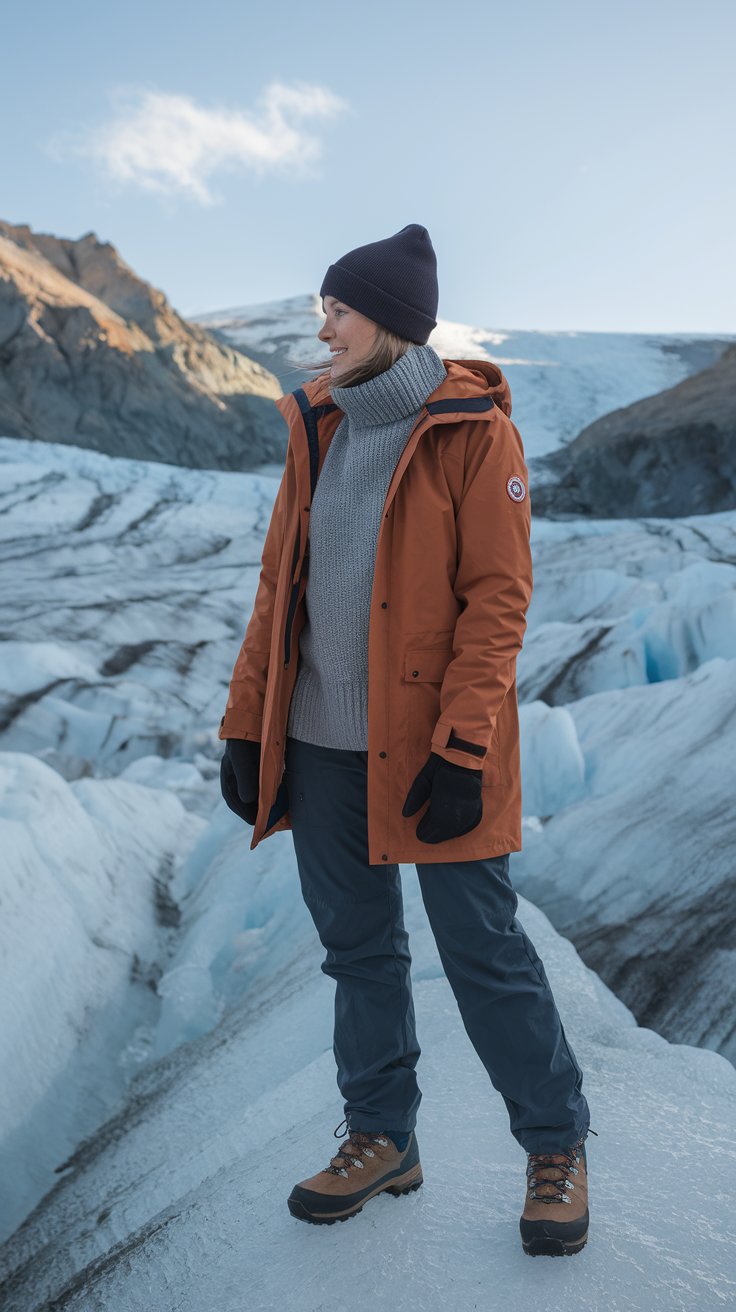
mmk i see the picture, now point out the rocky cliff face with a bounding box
[530,341,736,517]
[0,221,286,470]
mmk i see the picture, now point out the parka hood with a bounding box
[439,358,513,418]
[291,355,512,420]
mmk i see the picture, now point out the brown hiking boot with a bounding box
[520,1132,595,1256]
[287,1122,423,1224]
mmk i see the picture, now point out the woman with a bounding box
[219,224,595,1256]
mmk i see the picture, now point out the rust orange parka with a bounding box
[218,356,533,865]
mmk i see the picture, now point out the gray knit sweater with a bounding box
[286,343,448,748]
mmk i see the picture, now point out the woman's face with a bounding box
[319,295,379,380]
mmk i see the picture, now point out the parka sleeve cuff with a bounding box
[430,719,488,770]
[217,708,264,742]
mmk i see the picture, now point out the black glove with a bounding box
[220,738,261,825]
[402,751,483,843]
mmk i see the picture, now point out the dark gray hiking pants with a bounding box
[284,735,590,1155]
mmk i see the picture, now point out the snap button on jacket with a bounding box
[218,357,533,864]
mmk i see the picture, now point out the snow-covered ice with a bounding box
[1,415,735,1308]
[1,836,734,1310]
[514,513,736,1062]
[0,750,203,1240]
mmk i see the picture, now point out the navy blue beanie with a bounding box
[320,223,439,344]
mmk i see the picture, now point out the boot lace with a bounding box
[325,1118,390,1178]
[526,1133,592,1205]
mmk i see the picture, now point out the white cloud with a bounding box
[50,81,350,205]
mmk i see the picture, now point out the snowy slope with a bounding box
[0,751,204,1240]
[193,293,736,458]
[0,827,734,1311]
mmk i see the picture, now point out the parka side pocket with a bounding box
[402,644,503,787]
[481,724,502,788]
[402,644,453,779]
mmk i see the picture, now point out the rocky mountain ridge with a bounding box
[530,340,736,517]
[0,221,286,471]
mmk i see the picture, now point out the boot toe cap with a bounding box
[520,1208,589,1256]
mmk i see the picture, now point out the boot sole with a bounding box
[521,1229,588,1257]
[287,1164,424,1224]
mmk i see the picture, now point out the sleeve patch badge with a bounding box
[506,474,527,502]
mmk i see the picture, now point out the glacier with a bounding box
[1,427,735,1308]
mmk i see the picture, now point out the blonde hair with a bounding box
[286,321,417,391]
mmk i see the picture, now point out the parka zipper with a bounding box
[282,391,335,669]
[283,521,301,668]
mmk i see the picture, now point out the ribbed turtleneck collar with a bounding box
[330,343,447,426]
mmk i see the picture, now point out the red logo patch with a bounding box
[506,475,526,503]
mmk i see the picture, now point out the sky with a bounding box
[2,0,734,335]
